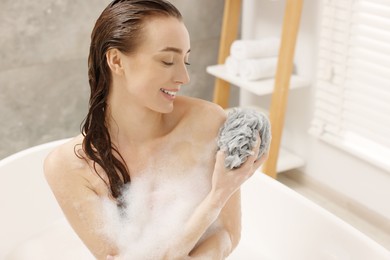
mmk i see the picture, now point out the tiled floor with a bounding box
[277,170,390,252]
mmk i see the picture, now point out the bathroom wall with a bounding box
[240,0,390,220]
[0,0,224,159]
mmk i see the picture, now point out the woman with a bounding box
[44,0,265,259]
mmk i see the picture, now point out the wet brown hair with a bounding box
[81,0,182,200]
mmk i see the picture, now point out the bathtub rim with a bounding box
[0,138,71,167]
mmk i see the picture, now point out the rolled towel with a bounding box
[239,57,278,81]
[225,56,240,76]
[217,108,271,169]
[230,38,280,60]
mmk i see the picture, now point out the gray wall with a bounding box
[0,0,225,159]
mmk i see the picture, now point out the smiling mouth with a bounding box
[160,88,178,98]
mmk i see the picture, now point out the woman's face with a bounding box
[120,16,191,113]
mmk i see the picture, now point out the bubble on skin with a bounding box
[99,144,216,259]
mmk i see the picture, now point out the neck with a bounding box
[106,101,167,148]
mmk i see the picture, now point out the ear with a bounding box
[106,48,124,76]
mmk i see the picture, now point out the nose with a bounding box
[174,64,190,85]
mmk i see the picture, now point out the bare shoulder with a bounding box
[177,96,227,126]
[44,135,92,192]
[175,96,227,141]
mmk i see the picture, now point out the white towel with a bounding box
[225,56,240,76]
[239,57,278,81]
[230,38,280,60]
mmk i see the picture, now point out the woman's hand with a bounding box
[211,134,267,206]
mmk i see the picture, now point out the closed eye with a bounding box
[162,61,191,66]
[162,61,174,66]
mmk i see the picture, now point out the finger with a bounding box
[252,133,261,157]
[237,153,257,171]
[216,150,226,162]
[255,133,261,150]
[215,150,229,171]
[253,153,268,169]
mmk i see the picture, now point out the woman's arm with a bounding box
[44,148,119,260]
[162,139,265,260]
[188,190,242,259]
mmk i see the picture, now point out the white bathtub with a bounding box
[1,139,389,260]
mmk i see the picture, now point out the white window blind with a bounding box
[309,0,390,171]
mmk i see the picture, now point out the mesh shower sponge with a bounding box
[217,108,271,169]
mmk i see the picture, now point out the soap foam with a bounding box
[99,149,214,259]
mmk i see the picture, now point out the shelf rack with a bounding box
[210,0,305,178]
[207,65,309,96]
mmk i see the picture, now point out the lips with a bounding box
[160,88,178,98]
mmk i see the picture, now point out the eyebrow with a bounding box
[159,47,191,54]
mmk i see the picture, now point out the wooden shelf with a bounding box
[212,0,305,177]
[207,64,310,96]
